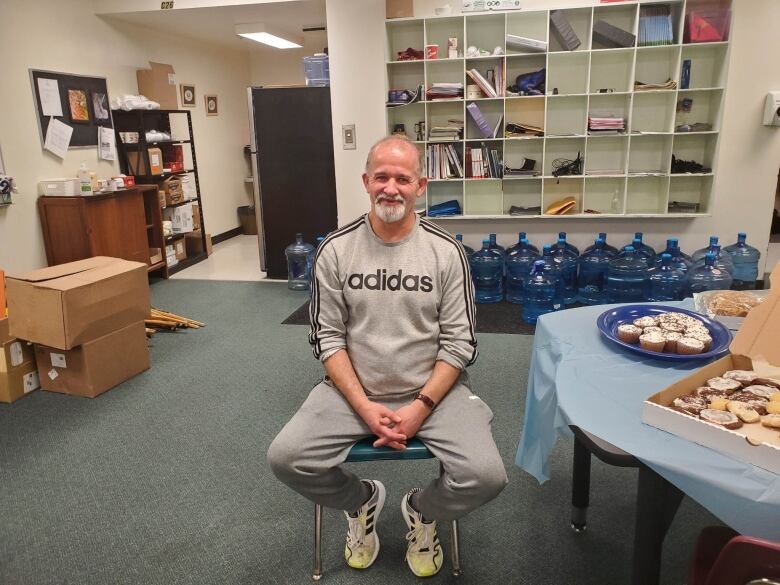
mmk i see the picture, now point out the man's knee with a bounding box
[267,433,299,481]
[454,457,508,500]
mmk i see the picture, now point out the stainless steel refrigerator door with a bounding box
[246,87,267,272]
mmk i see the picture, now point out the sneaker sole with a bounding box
[347,480,386,570]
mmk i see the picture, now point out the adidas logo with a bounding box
[347,269,433,292]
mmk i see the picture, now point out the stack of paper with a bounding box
[638,5,674,46]
[466,70,496,98]
[426,83,464,100]
[588,113,625,133]
[429,119,463,141]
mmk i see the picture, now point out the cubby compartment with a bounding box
[675,89,723,132]
[547,52,589,95]
[503,138,543,176]
[584,177,626,214]
[425,17,464,60]
[387,20,424,62]
[634,45,681,87]
[637,3,684,46]
[589,49,634,93]
[464,140,503,179]
[465,99,503,140]
[668,175,712,214]
[626,176,669,214]
[465,13,506,55]
[628,134,673,174]
[426,100,464,140]
[426,141,463,180]
[464,57,504,97]
[464,180,503,216]
[426,180,464,215]
[543,177,583,215]
[592,4,637,50]
[387,102,426,140]
[671,133,717,173]
[387,61,424,96]
[506,11,548,54]
[548,8,591,52]
[631,91,676,133]
[588,93,630,134]
[584,135,628,175]
[544,137,585,176]
[546,95,587,136]
[505,96,544,136]
[503,179,542,215]
[683,0,732,44]
[679,43,727,89]
[427,59,465,89]
[505,54,546,95]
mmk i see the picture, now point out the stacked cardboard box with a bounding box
[5,257,151,398]
[0,318,40,403]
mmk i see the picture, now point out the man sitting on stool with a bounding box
[268,135,507,577]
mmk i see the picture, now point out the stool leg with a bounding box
[313,504,322,581]
[450,520,462,577]
[571,435,591,533]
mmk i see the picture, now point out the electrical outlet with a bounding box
[342,124,356,150]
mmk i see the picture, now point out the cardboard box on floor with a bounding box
[6,257,150,350]
[643,263,780,474]
[0,318,40,403]
[35,321,149,398]
[136,62,178,110]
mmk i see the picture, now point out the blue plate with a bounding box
[596,304,732,361]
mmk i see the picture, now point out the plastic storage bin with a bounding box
[304,54,330,87]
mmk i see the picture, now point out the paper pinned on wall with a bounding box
[37,78,63,117]
[98,126,116,161]
[44,118,73,159]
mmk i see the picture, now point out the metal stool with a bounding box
[313,437,461,580]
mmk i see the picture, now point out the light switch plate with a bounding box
[342,124,356,150]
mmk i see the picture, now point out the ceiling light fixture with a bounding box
[235,23,303,49]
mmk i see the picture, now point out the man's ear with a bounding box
[362,173,370,191]
[416,176,428,197]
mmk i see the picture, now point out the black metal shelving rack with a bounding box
[113,109,207,277]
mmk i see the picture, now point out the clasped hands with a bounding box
[357,399,430,450]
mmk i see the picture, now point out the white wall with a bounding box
[0,0,251,274]
[249,30,328,86]
[325,0,780,275]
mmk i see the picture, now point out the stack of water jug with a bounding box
[459,231,761,324]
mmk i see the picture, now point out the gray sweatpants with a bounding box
[267,379,507,521]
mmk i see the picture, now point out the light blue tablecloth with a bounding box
[515,302,780,541]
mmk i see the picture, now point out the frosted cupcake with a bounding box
[617,324,643,343]
[639,332,666,352]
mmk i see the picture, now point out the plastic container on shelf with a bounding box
[506,238,540,304]
[724,232,760,290]
[688,252,734,294]
[303,53,330,87]
[551,237,578,305]
[470,239,503,303]
[522,260,558,325]
[455,234,475,258]
[605,246,650,303]
[577,238,611,305]
[285,233,315,291]
[539,244,565,311]
[647,253,688,301]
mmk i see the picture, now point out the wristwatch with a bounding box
[414,393,436,410]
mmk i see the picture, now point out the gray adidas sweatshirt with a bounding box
[308,214,478,397]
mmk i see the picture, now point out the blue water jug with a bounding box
[507,232,540,257]
[470,239,503,303]
[620,237,654,266]
[551,237,578,304]
[657,238,692,263]
[558,231,580,256]
[285,233,315,291]
[455,234,475,258]
[489,233,507,278]
[517,232,540,254]
[605,246,650,303]
[584,232,618,257]
[577,238,611,304]
[689,252,734,294]
[647,253,687,301]
[632,232,656,258]
[692,243,735,275]
[522,260,558,324]
[725,232,760,290]
[692,236,719,263]
[506,238,540,304]
[540,244,565,310]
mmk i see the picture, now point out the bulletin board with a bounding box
[29,69,113,149]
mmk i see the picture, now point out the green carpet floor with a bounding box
[0,279,720,584]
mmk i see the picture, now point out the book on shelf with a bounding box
[492,115,504,139]
[466,69,497,98]
[505,34,547,53]
[638,5,673,46]
[466,102,494,139]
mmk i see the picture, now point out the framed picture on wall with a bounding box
[180,84,196,108]
[91,91,110,123]
[67,89,90,123]
[205,94,218,116]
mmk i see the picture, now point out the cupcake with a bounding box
[677,337,705,355]
[661,321,685,334]
[687,330,712,351]
[639,332,666,352]
[617,324,643,343]
[664,331,683,353]
[643,326,665,336]
[633,316,657,329]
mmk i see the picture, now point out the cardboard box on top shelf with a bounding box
[5,257,149,350]
[34,321,149,399]
[165,204,193,234]
[136,62,178,110]
[0,318,40,403]
[386,0,413,18]
[642,263,780,474]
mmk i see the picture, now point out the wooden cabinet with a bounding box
[38,188,150,266]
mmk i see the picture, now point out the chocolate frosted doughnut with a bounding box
[754,377,780,389]
[741,385,779,400]
[706,377,742,394]
[729,391,768,415]
[694,387,728,401]
[700,409,743,430]
[723,370,760,385]
[673,395,707,415]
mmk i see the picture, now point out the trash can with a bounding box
[238,205,258,235]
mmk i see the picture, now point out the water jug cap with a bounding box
[625,245,635,253]
[738,232,746,239]
[705,252,716,263]
[482,239,490,246]
[533,260,545,269]
[595,238,604,245]
[661,253,672,262]
[668,237,678,245]
[599,232,606,238]
[635,232,643,240]
[558,231,566,239]
[543,244,552,252]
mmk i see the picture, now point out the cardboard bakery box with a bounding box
[34,321,149,399]
[642,263,780,473]
[136,62,178,110]
[174,238,187,261]
[0,318,40,403]
[6,257,150,350]
[162,176,184,206]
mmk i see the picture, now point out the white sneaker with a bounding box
[401,488,444,577]
[344,479,386,569]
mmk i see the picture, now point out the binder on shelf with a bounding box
[466,69,497,98]
[550,10,581,51]
[466,103,494,139]
[506,34,548,53]
[593,20,636,48]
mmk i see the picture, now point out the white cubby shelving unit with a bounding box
[385,0,731,220]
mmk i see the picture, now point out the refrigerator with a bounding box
[246,86,339,279]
